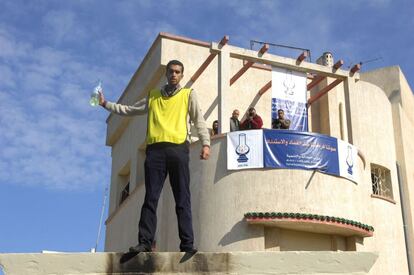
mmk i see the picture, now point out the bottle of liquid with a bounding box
[90,81,102,107]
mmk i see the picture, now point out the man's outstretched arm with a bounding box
[99,91,148,116]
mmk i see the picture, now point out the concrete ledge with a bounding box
[0,251,378,275]
[247,217,373,237]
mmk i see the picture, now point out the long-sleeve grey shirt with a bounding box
[103,85,210,147]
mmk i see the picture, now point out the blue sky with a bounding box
[0,0,413,255]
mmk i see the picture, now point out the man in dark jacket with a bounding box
[240,107,263,130]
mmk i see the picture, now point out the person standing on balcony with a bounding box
[272,109,291,129]
[210,120,219,136]
[230,109,240,132]
[240,107,263,130]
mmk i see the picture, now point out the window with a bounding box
[120,181,130,205]
[117,161,131,207]
[371,164,393,199]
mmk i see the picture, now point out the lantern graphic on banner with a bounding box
[236,133,250,163]
[346,145,354,175]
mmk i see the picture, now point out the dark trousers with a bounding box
[138,142,193,251]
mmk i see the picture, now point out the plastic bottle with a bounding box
[90,81,102,107]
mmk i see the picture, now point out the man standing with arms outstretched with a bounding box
[99,60,210,254]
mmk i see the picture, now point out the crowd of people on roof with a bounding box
[210,107,291,136]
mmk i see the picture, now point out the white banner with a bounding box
[271,67,308,131]
[227,130,264,170]
[272,67,307,102]
[337,139,360,183]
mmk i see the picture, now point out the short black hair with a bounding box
[277,109,284,113]
[166,60,184,73]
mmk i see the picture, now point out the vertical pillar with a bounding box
[346,236,364,251]
[339,102,348,142]
[319,78,331,136]
[218,49,231,133]
[343,77,357,144]
[264,227,281,251]
[326,79,344,140]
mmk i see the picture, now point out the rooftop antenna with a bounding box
[348,56,383,69]
[250,40,312,62]
[92,185,108,253]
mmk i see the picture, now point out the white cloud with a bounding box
[344,0,392,9]
[0,89,110,190]
[114,1,179,47]
[30,93,60,111]
[0,64,16,88]
[0,25,111,191]
[42,10,87,44]
[0,26,32,58]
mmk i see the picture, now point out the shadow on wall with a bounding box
[388,89,400,103]
[213,139,229,184]
[218,220,262,247]
[212,139,241,184]
[203,97,218,121]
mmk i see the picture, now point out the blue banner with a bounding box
[227,130,360,183]
[263,129,339,176]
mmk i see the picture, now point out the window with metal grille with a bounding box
[371,164,393,199]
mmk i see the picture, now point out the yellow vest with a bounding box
[146,88,191,145]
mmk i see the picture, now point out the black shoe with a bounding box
[129,244,151,253]
[180,247,197,254]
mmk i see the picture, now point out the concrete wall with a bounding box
[348,80,408,275]
[361,66,414,274]
[187,137,367,252]
[309,78,347,140]
[0,251,378,275]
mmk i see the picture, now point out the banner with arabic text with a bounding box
[263,129,359,182]
[227,130,359,183]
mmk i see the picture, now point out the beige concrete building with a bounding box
[100,33,413,274]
